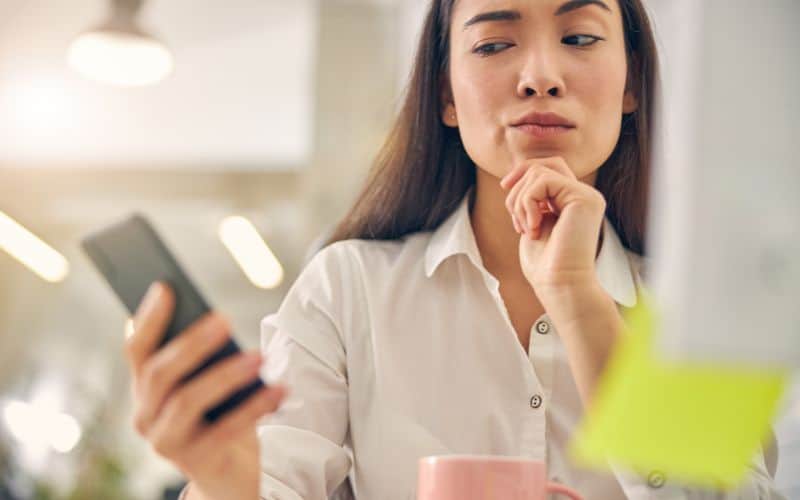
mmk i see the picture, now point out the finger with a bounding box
[526,172,574,222]
[126,282,175,378]
[192,385,289,454]
[536,156,578,181]
[513,169,540,234]
[499,163,529,190]
[518,169,562,236]
[506,168,531,231]
[135,313,232,432]
[147,351,264,452]
[524,192,545,241]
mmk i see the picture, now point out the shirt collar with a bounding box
[424,188,638,307]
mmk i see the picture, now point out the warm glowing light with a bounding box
[218,216,284,289]
[0,211,69,282]
[68,31,173,87]
[2,400,82,454]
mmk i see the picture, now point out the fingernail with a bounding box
[139,282,163,315]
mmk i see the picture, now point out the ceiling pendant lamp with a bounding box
[67,0,173,87]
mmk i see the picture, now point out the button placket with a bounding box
[484,272,546,392]
[529,315,556,404]
[535,319,550,334]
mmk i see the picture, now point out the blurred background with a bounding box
[0,0,797,499]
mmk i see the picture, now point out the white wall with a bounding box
[0,0,317,169]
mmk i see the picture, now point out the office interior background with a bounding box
[0,1,798,499]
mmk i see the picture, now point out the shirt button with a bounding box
[647,470,666,489]
[535,320,550,335]
[530,394,543,409]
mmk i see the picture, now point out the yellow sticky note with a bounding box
[570,290,789,489]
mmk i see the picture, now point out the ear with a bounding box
[623,89,639,114]
[440,75,458,128]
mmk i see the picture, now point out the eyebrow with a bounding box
[462,0,612,30]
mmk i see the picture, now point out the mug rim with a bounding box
[419,454,544,464]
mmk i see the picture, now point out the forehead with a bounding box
[451,0,618,26]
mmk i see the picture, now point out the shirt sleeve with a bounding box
[610,443,787,500]
[257,243,354,500]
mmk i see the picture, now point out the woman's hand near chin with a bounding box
[499,156,606,300]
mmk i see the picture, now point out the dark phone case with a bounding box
[81,213,265,423]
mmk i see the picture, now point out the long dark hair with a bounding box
[324,0,659,256]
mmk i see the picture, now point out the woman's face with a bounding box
[443,0,638,184]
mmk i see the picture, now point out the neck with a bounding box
[469,168,603,283]
[470,169,524,282]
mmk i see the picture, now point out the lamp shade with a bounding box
[68,0,172,86]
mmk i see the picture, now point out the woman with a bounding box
[126,1,782,499]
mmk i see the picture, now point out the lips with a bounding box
[512,111,576,128]
[513,123,573,138]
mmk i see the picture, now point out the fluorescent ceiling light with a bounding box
[218,216,284,289]
[0,211,69,283]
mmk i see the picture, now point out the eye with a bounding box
[562,34,603,47]
[473,42,514,57]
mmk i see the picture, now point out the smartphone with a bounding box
[81,213,265,423]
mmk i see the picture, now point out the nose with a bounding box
[516,48,565,98]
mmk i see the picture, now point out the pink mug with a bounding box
[417,455,583,500]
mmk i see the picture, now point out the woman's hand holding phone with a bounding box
[125,282,288,500]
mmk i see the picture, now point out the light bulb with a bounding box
[68,30,172,87]
[68,0,172,87]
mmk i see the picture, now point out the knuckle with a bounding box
[142,362,167,392]
[169,390,194,415]
[589,189,606,206]
[541,170,557,182]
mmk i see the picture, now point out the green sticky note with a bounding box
[570,290,789,489]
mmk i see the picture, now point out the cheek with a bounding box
[574,66,628,167]
[449,63,512,174]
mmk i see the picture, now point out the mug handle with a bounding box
[546,481,583,500]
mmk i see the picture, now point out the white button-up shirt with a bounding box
[257,189,780,500]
